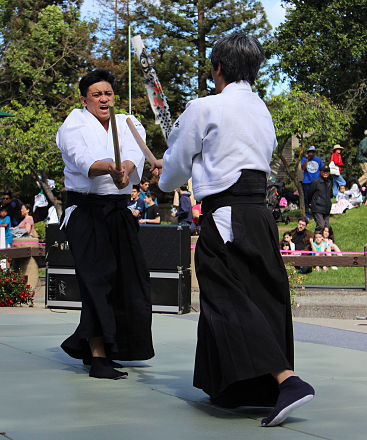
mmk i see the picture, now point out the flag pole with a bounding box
[128,24,132,115]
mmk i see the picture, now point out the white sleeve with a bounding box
[57,124,113,178]
[159,100,205,192]
[119,115,146,184]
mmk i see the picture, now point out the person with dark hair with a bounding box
[1,190,23,227]
[56,68,154,380]
[0,205,13,247]
[290,217,313,252]
[127,185,145,220]
[301,146,324,219]
[153,33,314,427]
[308,165,332,230]
[172,185,193,226]
[139,193,160,224]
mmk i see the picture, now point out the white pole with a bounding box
[128,24,132,115]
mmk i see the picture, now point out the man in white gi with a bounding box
[57,69,154,379]
[154,33,314,426]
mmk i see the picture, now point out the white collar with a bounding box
[221,81,252,94]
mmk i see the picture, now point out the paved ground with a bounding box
[1,302,367,440]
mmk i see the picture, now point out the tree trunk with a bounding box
[197,1,207,95]
[37,177,62,220]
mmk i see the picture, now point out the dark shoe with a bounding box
[89,357,128,380]
[83,357,124,369]
[261,376,314,427]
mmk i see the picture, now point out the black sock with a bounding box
[83,357,124,368]
[89,357,128,380]
[261,376,315,427]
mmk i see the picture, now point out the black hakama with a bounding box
[61,192,154,361]
[193,171,293,406]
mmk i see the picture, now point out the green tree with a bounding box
[268,88,352,215]
[267,0,367,137]
[137,0,271,100]
[0,3,96,111]
[0,101,64,214]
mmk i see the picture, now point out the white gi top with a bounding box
[159,81,277,201]
[56,108,145,195]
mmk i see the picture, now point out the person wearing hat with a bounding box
[308,165,332,230]
[301,146,324,218]
[357,130,367,187]
[330,144,346,197]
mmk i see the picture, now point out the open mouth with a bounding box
[100,105,109,110]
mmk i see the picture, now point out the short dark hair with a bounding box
[132,185,140,192]
[210,33,264,85]
[23,203,32,212]
[79,69,115,97]
[0,206,7,212]
[298,216,309,225]
[146,192,156,201]
[140,177,150,185]
[2,190,12,198]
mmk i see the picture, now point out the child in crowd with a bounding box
[0,206,13,247]
[322,225,341,270]
[280,240,292,253]
[336,185,349,201]
[282,231,295,251]
[310,230,327,272]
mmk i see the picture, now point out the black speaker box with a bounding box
[46,267,81,309]
[45,267,191,314]
[139,224,190,271]
[45,224,75,268]
[150,269,191,314]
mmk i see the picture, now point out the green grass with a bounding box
[278,205,367,286]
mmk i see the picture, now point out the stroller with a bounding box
[266,183,290,224]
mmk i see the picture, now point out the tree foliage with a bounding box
[137,0,271,99]
[0,2,96,111]
[267,0,367,136]
[0,101,64,201]
[268,87,353,214]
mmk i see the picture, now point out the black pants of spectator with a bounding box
[312,212,329,231]
[302,182,311,216]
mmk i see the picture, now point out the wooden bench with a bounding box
[282,245,367,291]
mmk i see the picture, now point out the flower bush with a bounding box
[285,264,305,307]
[0,268,35,307]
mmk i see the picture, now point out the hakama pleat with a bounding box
[61,196,154,361]
[194,202,293,405]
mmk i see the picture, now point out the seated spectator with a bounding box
[0,206,13,247]
[191,201,202,235]
[336,185,348,201]
[290,217,313,273]
[321,225,341,271]
[11,204,38,238]
[1,190,22,226]
[171,185,193,226]
[280,231,295,251]
[139,177,157,218]
[290,217,313,251]
[310,229,327,272]
[128,185,145,220]
[139,193,160,224]
[330,185,353,214]
[280,240,292,254]
[344,177,363,207]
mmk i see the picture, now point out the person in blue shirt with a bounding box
[127,185,145,220]
[0,206,13,247]
[301,146,324,217]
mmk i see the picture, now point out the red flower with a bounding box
[5,278,9,282]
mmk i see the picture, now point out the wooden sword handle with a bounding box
[126,117,157,167]
[108,102,122,171]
